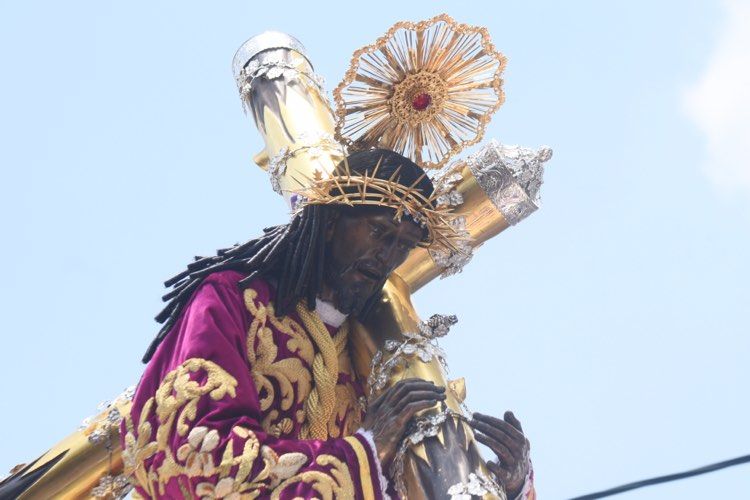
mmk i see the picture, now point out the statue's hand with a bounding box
[362,378,445,467]
[470,411,530,499]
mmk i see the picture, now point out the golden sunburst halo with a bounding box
[334,14,507,169]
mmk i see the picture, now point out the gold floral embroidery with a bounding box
[337,345,354,377]
[261,410,295,438]
[243,289,365,440]
[177,480,196,500]
[123,358,322,498]
[122,359,236,496]
[329,383,361,439]
[195,477,239,499]
[331,346,361,437]
[244,289,314,429]
[271,455,356,500]
[177,427,221,476]
[271,418,295,438]
[153,359,238,489]
[122,400,159,494]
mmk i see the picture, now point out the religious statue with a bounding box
[0,14,550,500]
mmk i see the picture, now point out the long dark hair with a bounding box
[142,148,434,363]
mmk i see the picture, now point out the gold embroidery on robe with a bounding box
[331,344,362,437]
[270,455,356,500]
[243,289,362,438]
[123,358,238,496]
[244,289,314,428]
[122,358,355,498]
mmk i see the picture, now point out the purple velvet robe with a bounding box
[121,271,388,499]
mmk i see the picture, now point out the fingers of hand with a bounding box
[474,432,515,467]
[472,412,525,442]
[486,460,510,483]
[504,411,523,433]
[388,379,443,401]
[470,420,524,460]
[371,381,444,428]
[394,389,445,413]
[367,391,386,414]
[399,399,439,424]
[385,380,444,409]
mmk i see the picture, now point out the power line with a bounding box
[568,453,750,499]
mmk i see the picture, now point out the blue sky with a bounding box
[1,1,748,498]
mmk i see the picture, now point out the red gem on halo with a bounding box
[411,92,432,111]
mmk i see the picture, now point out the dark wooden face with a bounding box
[322,206,424,314]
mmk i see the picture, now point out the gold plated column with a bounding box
[1,392,133,499]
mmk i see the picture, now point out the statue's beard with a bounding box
[328,277,375,315]
[322,264,386,316]
[331,286,364,315]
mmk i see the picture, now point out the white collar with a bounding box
[315,298,348,328]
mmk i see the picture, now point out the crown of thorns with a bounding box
[293,156,465,253]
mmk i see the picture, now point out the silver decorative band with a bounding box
[367,313,456,398]
[267,132,344,194]
[448,471,504,499]
[466,140,552,226]
[232,31,310,85]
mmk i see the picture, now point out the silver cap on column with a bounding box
[232,31,310,86]
[467,140,552,226]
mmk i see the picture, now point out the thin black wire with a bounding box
[568,453,750,499]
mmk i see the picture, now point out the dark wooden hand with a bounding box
[470,411,530,498]
[362,378,446,467]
